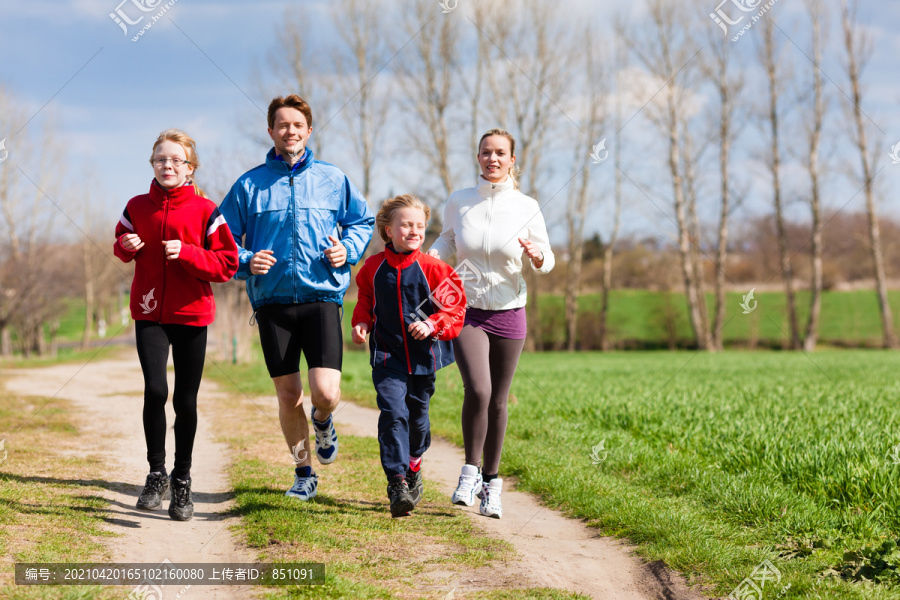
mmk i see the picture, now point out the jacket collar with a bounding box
[265,147,314,176]
[148,179,196,208]
[476,174,515,198]
[384,243,420,269]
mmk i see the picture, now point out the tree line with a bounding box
[0,0,895,356]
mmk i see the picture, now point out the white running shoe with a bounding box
[451,464,483,506]
[479,478,503,519]
[285,473,318,501]
[312,407,339,464]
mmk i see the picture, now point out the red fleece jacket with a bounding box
[114,180,239,326]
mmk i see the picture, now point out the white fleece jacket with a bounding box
[429,175,555,311]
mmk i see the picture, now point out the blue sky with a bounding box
[2,0,900,247]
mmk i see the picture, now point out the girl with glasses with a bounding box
[114,129,239,521]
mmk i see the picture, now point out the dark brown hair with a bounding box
[267,95,313,130]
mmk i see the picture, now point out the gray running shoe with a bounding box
[136,472,169,510]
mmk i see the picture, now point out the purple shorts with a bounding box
[464,307,527,339]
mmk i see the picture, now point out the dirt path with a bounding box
[4,355,706,600]
[4,356,256,599]
[330,401,706,600]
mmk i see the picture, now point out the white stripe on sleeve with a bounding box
[206,214,227,237]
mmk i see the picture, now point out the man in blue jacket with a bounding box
[219,94,374,501]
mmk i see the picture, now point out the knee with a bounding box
[144,382,168,405]
[487,397,508,418]
[312,388,340,412]
[463,382,492,404]
[275,385,303,408]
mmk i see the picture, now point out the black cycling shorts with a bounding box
[256,302,343,377]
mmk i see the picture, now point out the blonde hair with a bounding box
[149,129,207,197]
[478,128,519,189]
[375,194,431,243]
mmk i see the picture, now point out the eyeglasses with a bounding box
[152,158,191,167]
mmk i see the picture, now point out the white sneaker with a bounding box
[312,407,339,464]
[479,478,503,519]
[451,464,483,506]
[285,473,318,501]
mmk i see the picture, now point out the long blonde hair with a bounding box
[149,128,207,197]
[375,194,431,243]
[478,128,519,189]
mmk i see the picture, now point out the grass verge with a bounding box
[0,378,120,599]
[205,350,590,599]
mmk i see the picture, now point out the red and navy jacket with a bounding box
[352,243,466,375]
[114,180,239,327]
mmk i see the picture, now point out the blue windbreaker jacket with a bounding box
[219,148,374,309]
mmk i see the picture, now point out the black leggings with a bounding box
[453,325,526,476]
[135,321,207,480]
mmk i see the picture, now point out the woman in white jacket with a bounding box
[428,129,554,519]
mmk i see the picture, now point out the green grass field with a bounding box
[427,349,900,599]
[339,288,900,351]
[209,346,900,599]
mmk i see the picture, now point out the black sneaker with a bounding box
[387,475,415,518]
[406,468,423,506]
[136,472,169,510]
[168,477,194,521]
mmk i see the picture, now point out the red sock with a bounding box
[409,456,422,472]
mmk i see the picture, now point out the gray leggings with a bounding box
[453,325,526,475]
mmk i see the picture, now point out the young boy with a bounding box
[352,194,466,517]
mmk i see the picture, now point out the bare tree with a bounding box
[458,1,494,182]
[262,10,338,159]
[0,92,73,356]
[627,0,708,349]
[703,27,744,351]
[564,25,607,352]
[480,0,571,198]
[681,115,711,346]
[760,19,801,349]
[840,0,897,348]
[598,30,628,352]
[330,0,391,199]
[478,0,574,351]
[397,0,461,200]
[802,0,827,351]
